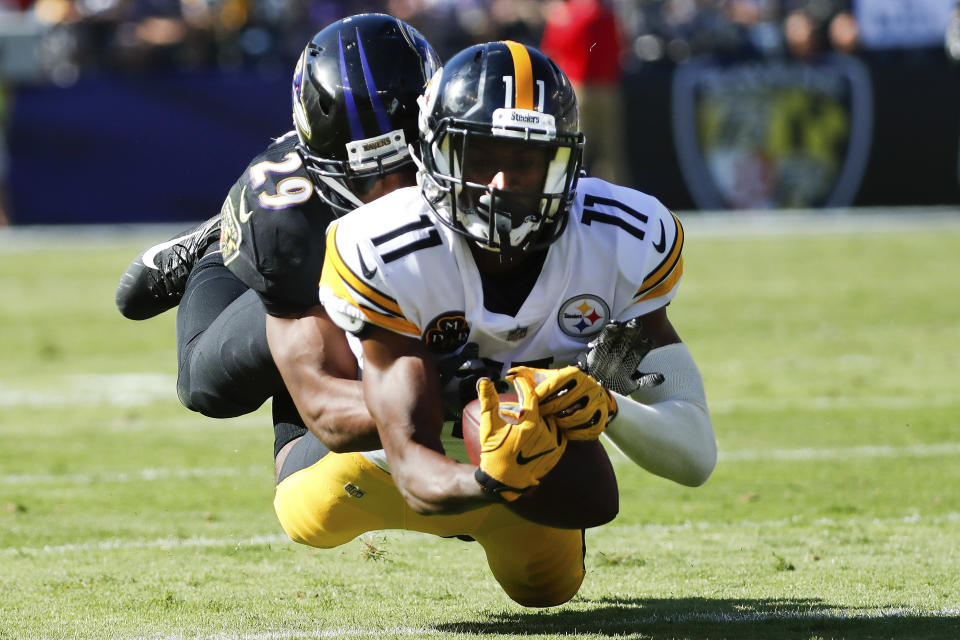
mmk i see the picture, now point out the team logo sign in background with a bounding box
[672,53,873,210]
[558,295,610,338]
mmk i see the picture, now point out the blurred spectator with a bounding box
[828,10,858,53]
[947,1,960,65]
[541,0,629,185]
[783,8,820,60]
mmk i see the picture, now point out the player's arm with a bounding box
[266,306,381,452]
[360,325,495,515]
[601,307,717,487]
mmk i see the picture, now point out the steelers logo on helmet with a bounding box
[417,41,584,263]
[558,295,610,339]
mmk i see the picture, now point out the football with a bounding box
[461,393,518,465]
[461,392,619,529]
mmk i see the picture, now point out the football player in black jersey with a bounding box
[115,14,441,480]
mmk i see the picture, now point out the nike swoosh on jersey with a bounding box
[357,246,377,279]
[515,447,556,465]
[237,186,253,223]
[141,233,194,270]
[652,218,667,253]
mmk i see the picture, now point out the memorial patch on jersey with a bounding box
[219,194,242,266]
[422,312,470,354]
[557,295,609,338]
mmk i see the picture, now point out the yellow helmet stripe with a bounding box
[504,41,534,110]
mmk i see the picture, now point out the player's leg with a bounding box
[273,446,582,606]
[273,449,397,548]
[471,511,586,608]
[272,389,311,481]
[176,287,284,417]
[273,447,490,549]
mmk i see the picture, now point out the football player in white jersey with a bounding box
[271,41,716,607]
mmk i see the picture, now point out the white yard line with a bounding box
[136,630,444,640]
[129,606,960,640]
[5,441,960,488]
[6,512,960,557]
[5,374,959,413]
[0,374,177,408]
[709,394,960,413]
[4,533,290,556]
[0,465,267,486]
[718,441,960,462]
[2,209,958,253]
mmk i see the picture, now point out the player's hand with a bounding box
[575,318,665,396]
[509,366,617,440]
[474,373,567,501]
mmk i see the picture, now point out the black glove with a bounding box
[574,318,664,396]
[435,343,502,421]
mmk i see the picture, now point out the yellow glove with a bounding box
[474,373,567,501]
[508,365,618,441]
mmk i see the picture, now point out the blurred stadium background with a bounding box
[1,0,959,226]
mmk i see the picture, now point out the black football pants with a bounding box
[175,251,311,458]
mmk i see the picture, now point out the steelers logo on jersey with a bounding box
[422,312,470,354]
[558,295,610,339]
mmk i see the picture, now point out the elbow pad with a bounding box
[602,343,716,486]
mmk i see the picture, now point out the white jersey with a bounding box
[319,177,685,469]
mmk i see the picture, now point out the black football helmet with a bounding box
[417,41,584,262]
[292,14,439,214]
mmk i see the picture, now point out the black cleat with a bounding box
[115,215,221,320]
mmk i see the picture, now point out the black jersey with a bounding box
[219,132,338,317]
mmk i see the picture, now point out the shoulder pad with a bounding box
[572,178,685,318]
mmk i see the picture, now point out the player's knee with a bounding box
[176,382,227,418]
[503,575,583,608]
[176,371,255,418]
[273,477,355,549]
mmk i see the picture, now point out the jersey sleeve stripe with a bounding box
[633,256,683,304]
[320,221,419,336]
[634,212,684,298]
[353,305,420,336]
[325,222,405,317]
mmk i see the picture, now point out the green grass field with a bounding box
[2,215,959,639]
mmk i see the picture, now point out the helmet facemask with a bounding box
[296,128,413,215]
[421,116,581,263]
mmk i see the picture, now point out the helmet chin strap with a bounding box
[316,174,366,210]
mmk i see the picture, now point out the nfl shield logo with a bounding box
[506,326,528,341]
[672,53,873,209]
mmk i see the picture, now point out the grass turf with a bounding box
[1,220,959,639]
